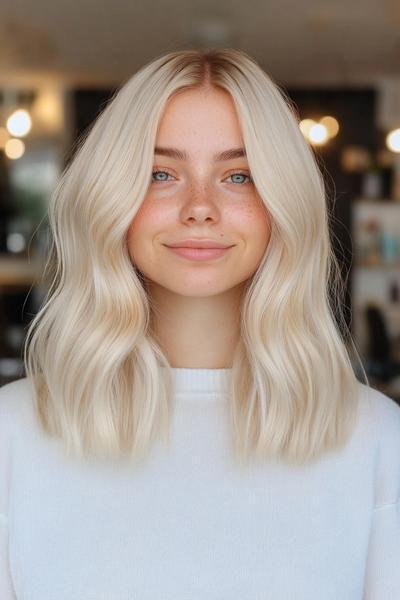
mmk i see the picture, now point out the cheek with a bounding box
[129,193,180,235]
[127,206,149,263]
[128,202,162,246]
[258,206,272,249]
[234,201,271,250]
[127,201,173,272]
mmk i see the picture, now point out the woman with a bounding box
[1,48,399,599]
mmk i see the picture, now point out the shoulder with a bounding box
[357,381,400,439]
[357,381,400,507]
[0,376,34,430]
[0,377,33,516]
[0,375,32,406]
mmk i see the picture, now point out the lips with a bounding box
[165,239,233,249]
[166,245,233,261]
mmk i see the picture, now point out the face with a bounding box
[127,86,271,298]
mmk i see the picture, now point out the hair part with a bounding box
[24,47,368,467]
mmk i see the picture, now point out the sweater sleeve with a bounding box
[363,388,400,599]
[0,514,16,599]
[363,501,400,599]
[0,383,18,599]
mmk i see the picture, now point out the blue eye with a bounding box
[150,169,253,185]
[151,170,174,183]
[226,172,253,185]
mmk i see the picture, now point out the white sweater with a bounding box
[0,369,400,600]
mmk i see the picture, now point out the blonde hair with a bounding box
[24,48,368,467]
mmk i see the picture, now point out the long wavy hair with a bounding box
[24,47,368,467]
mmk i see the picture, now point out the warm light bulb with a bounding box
[309,123,329,145]
[5,138,25,159]
[299,119,316,137]
[6,109,32,137]
[386,128,400,153]
[320,116,339,138]
[32,87,63,133]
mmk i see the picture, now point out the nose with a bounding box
[180,182,220,223]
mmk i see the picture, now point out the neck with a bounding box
[147,282,243,369]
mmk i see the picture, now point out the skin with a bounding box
[127,86,271,369]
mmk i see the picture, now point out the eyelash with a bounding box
[151,168,253,185]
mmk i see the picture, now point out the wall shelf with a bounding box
[351,198,400,400]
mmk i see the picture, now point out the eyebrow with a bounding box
[154,146,247,162]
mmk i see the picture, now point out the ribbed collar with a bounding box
[161,367,231,395]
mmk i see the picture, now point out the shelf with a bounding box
[353,198,400,206]
[353,261,400,269]
[0,254,45,287]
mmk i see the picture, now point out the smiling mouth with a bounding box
[165,245,233,261]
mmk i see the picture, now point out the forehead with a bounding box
[155,87,245,153]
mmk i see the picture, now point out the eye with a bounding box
[151,169,175,183]
[150,168,253,185]
[225,171,253,185]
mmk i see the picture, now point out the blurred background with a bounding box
[0,0,400,402]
